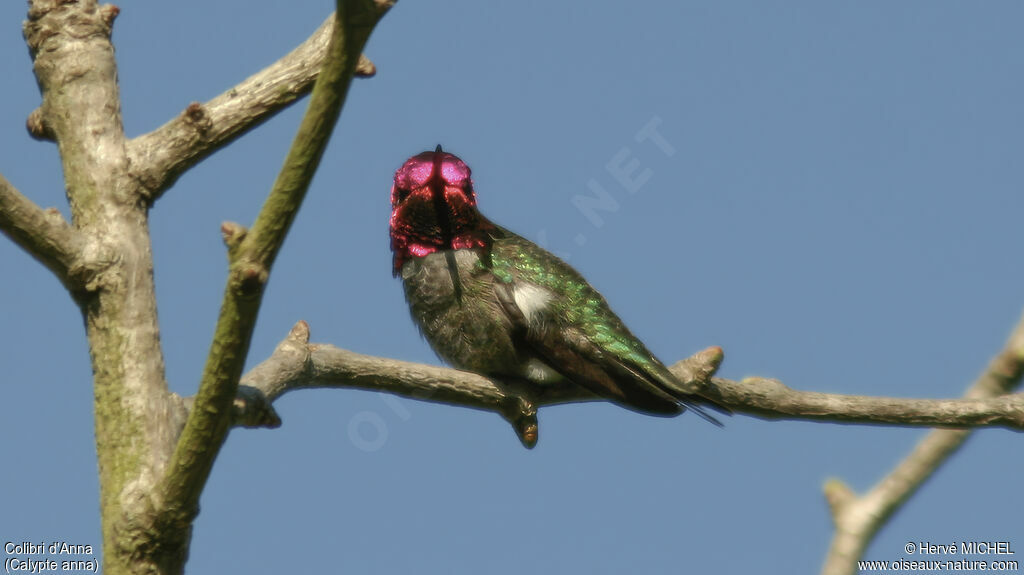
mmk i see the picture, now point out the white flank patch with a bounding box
[512,283,552,325]
[524,358,562,383]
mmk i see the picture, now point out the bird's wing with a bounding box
[492,278,684,416]
[487,227,723,423]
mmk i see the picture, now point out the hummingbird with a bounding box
[389,146,723,446]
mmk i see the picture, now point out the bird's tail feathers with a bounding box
[678,397,728,427]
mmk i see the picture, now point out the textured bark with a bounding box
[0,174,81,286]
[10,1,392,573]
[24,2,183,572]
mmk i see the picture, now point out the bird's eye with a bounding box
[456,183,475,203]
[393,186,411,204]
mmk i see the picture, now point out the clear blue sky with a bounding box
[2,1,1022,573]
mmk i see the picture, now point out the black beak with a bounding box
[428,144,464,303]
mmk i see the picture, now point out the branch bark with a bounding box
[820,313,1024,575]
[0,173,82,287]
[23,3,185,574]
[126,14,375,202]
[707,376,1024,429]
[156,0,393,549]
[229,321,1024,449]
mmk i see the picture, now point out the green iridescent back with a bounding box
[485,226,672,379]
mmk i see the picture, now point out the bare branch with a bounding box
[229,321,1024,450]
[708,376,1024,429]
[0,174,82,286]
[127,14,376,201]
[820,313,1024,575]
[158,0,393,535]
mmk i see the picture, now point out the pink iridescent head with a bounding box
[389,146,491,274]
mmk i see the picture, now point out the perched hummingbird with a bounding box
[389,146,722,445]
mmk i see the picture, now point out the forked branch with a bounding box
[820,312,1024,575]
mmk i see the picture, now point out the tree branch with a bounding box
[0,173,82,287]
[127,14,377,202]
[820,312,1024,575]
[229,321,1024,450]
[707,376,1024,429]
[157,0,393,536]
